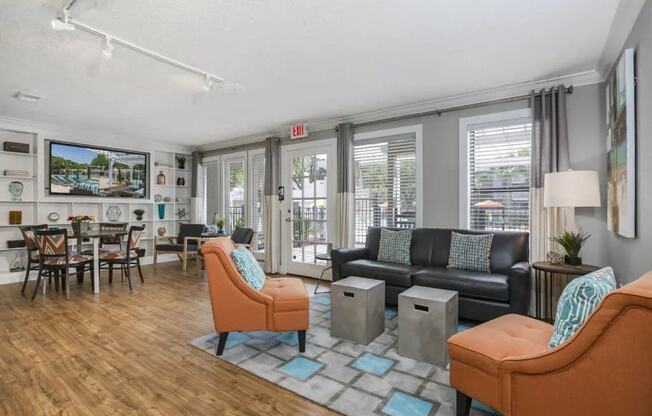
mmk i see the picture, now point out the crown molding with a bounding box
[0,115,192,153]
[198,69,602,152]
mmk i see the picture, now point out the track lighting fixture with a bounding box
[102,35,114,59]
[50,1,242,93]
[51,10,75,31]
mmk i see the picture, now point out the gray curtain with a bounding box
[531,86,570,188]
[263,137,281,273]
[336,123,354,248]
[529,86,570,318]
[190,150,205,224]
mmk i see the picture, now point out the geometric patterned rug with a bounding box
[191,293,499,416]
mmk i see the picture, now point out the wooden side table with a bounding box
[532,261,600,322]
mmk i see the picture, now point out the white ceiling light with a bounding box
[51,10,75,31]
[50,1,241,93]
[102,35,114,59]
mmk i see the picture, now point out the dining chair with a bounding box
[34,229,94,300]
[83,222,128,283]
[99,225,145,291]
[19,224,48,295]
[231,227,256,249]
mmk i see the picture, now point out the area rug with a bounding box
[191,293,499,416]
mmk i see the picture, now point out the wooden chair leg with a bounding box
[21,258,32,295]
[216,332,229,356]
[31,268,43,300]
[298,330,306,353]
[65,267,71,299]
[456,390,472,416]
[125,262,133,291]
[136,258,144,283]
[108,264,113,284]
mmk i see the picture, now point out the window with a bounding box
[463,114,532,231]
[249,151,265,251]
[354,131,418,246]
[223,156,246,235]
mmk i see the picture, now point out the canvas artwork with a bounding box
[606,48,636,238]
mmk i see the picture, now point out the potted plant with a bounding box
[133,208,145,221]
[176,155,187,170]
[216,217,225,235]
[68,215,94,235]
[551,229,591,266]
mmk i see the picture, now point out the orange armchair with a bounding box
[448,270,652,416]
[201,238,309,356]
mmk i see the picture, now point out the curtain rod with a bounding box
[352,85,573,129]
[203,85,573,154]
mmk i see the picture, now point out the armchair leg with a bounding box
[298,330,306,353]
[456,390,472,416]
[216,332,229,356]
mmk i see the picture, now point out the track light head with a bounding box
[102,35,114,59]
[202,74,214,91]
[52,10,75,31]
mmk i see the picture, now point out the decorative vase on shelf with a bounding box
[176,155,186,170]
[157,227,166,237]
[157,203,165,220]
[157,171,166,185]
[71,222,81,236]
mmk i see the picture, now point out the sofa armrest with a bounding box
[507,261,531,315]
[330,247,369,281]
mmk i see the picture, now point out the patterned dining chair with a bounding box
[19,224,48,295]
[82,222,128,283]
[34,229,94,300]
[99,225,145,291]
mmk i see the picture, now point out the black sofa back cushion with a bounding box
[364,227,528,273]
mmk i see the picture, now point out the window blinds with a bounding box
[468,121,531,232]
[353,133,417,246]
[250,153,265,251]
[223,157,245,235]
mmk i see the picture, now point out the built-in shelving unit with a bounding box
[0,128,192,284]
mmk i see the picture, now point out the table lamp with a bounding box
[543,170,601,231]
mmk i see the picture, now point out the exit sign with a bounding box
[290,123,308,139]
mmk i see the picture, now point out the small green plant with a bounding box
[216,217,225,230]
[133,208,145,220]
[551,229,591,259]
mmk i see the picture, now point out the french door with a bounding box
[280,140,336,277]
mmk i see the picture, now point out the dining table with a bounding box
[73,229,128,294]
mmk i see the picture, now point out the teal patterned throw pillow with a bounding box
[377,229,412,265]
[447,232,493,272]
[231,245,266,291]
[548,267,616,348]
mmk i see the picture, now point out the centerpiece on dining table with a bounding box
[67,215,95,236]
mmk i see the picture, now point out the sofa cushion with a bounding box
[340,259,420,288]
[447,231,493,272]
[448,314,552,376]
[413,267,509,302]
[378,228,412,264]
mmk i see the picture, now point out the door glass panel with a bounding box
[290,152,328,265]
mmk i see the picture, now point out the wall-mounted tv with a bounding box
[48,141,149,198]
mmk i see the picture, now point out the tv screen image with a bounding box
[49,142,148,198]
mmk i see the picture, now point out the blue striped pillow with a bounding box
[230,245,265,291]
[548,267,616,348]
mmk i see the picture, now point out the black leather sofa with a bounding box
[331,227,530,322]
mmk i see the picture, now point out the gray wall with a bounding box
[603,0,652,283]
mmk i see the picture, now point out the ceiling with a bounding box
[0,0,622,147]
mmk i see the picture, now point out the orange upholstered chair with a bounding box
[448,270,652,416]
[201,237,309,356]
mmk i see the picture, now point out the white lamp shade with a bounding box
[543,170,601,208]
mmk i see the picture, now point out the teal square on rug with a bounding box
[191,293,499,416]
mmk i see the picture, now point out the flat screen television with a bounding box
[48,141,149,198]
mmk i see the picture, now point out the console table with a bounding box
[532,261,600,322]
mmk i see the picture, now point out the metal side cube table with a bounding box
[331,276,385,345]
[398,286,458,366]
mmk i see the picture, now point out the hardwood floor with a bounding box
[0,263,337,416]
